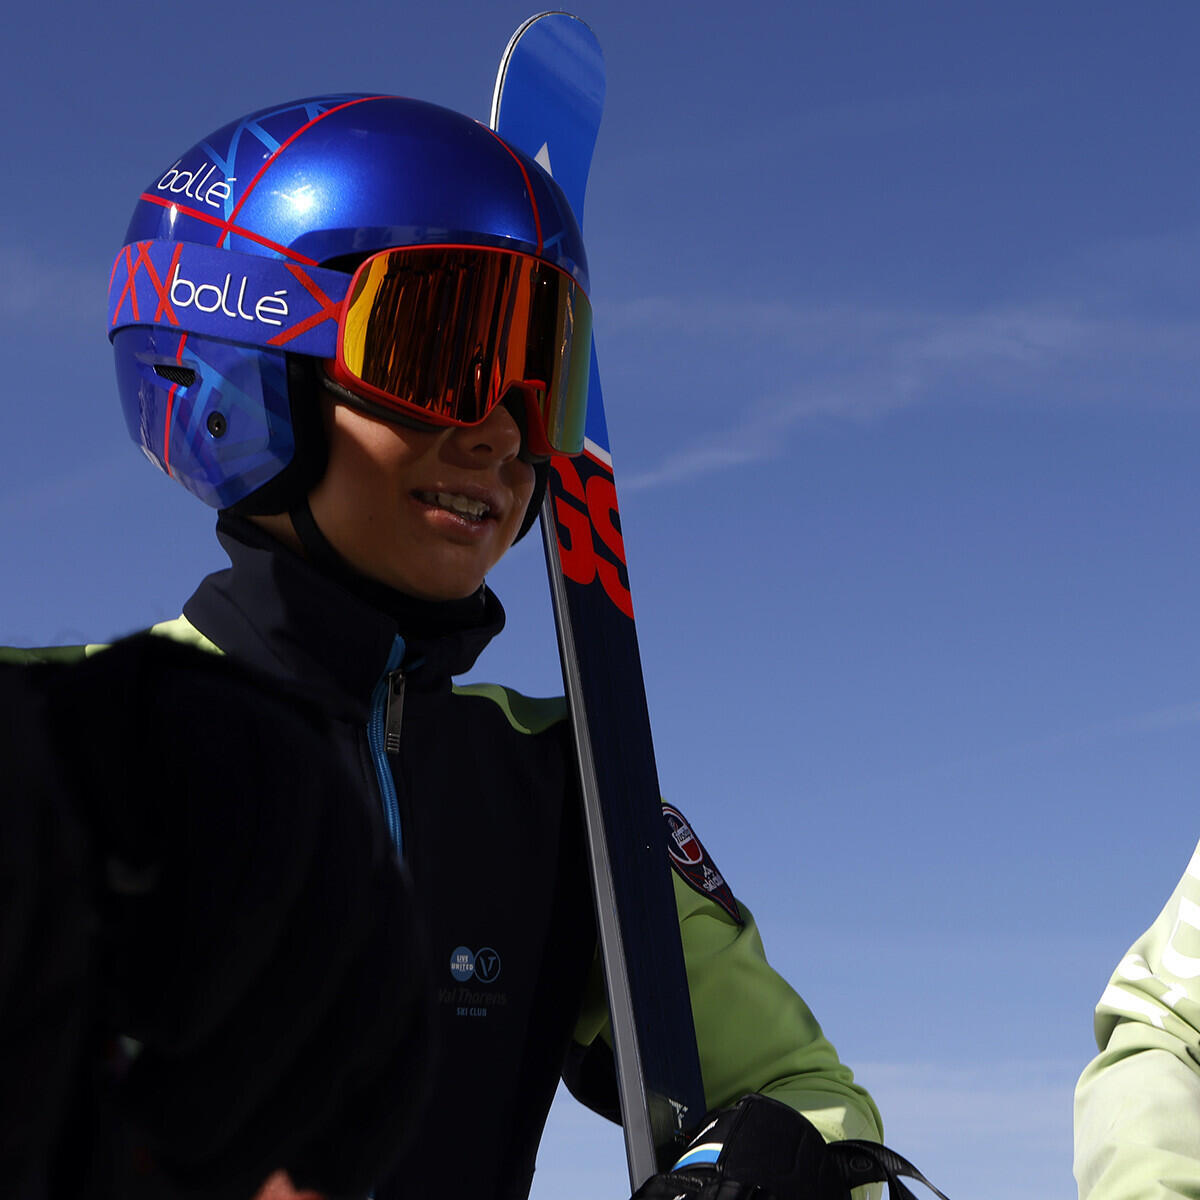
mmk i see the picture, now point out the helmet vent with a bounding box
[154,364,196,388]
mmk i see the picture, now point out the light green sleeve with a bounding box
[0,617,220,664]
[1074,840,1200,1200]
[573,875,883,1145]
[147,615,223,654]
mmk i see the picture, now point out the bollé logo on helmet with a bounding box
[155,159,235,210]
[169,265,290,327]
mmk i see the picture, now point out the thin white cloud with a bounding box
[601,260,1200,494]
[609,298,1100,493]
[602,291,1198,369]
[0,244,100,325]
[617,365,914,492]
[898,305,1097,368]
[1045,224,1200,304]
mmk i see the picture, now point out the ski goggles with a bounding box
[108,239,592,457]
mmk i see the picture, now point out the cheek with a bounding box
[508,464,537,525]
[312,418,416,542]
[332,419,421,501]
[329,445,388,522]
[516,463,537,505]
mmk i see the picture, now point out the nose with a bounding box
[452,400,524,462]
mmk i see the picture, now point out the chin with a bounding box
[387,572,484,602]
[362,543,495,601]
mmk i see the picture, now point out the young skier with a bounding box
[21,92,886,1198]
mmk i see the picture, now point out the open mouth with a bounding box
[416,490,494,523]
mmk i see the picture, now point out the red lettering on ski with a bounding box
[551,455,633,618]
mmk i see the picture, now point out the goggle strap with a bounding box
[107,239,350,357]
[319,372,447,435]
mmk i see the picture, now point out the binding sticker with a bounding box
[662,803,742,925]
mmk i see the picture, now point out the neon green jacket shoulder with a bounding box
[1075,840,1200,1199]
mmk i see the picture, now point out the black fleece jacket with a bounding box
[183,516,598,1200]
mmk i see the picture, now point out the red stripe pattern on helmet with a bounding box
[483,125,544,255]
[218,95,387,249]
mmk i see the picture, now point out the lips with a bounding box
[415,489,497,523]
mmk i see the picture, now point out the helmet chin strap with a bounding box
[288,496,353,580]
[283,496,494,634]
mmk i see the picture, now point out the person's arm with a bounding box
[570,872,882,1146]
[1075,840,1200,1200]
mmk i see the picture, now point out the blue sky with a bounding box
[5,2,1200,1197]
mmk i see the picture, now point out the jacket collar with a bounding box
[183,515,506,719]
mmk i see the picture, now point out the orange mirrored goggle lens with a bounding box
[333,245,591,457]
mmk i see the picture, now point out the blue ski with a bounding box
[491,12,707,1189]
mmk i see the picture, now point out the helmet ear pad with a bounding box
[113,327,305,512]
[225,357,329,517]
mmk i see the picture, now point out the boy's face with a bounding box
[305,397,535,600]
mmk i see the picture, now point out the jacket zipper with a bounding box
[368,636,407,856]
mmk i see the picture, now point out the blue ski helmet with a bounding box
[108,94,589,515]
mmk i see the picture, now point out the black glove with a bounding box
[0,635,434,1200]
[631,1093,950,1200]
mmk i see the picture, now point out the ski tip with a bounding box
[489,11,603,128]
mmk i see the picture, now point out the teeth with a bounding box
[423,491,490,519]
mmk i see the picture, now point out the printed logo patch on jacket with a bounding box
[662,803,742,925]
[441,944,508,1020]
